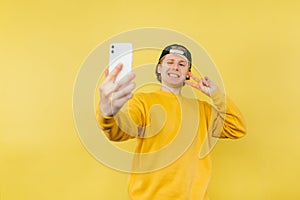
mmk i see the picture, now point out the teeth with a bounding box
[169,73,179,78]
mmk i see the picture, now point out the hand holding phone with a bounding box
[99,43,135,116]
[109,43,133,82]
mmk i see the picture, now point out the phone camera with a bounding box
[111,50,114,54]
[111,45,114,48]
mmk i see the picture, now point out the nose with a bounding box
[171,63,179,71]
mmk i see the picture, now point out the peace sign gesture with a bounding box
[185,72,218,97]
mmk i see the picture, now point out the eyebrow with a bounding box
[165,59,188,63]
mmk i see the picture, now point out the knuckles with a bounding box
[100,87,110,98]
[99,84,105,92]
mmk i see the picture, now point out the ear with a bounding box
[186,67,191,80]
[157,64,161,73]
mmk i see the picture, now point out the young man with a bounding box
[97,44,246,199]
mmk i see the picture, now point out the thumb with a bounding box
[104,68,109,77]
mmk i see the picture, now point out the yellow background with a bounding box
[1,0,299,199]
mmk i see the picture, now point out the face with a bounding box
[157,53,190,89]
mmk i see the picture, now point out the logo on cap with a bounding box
[169,49,185,55]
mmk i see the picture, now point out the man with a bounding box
[97,44,246,199]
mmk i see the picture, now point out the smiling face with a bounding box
[157,53,190,91]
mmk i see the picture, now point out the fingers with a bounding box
[104,68,109,77]
[115,72,136,90]
[188,72,200,82]
[100,71,135,98]
[111,82,136,100]
[185,74,216,97]
[103,63,123,84]
[112,92,134,108]
[198,78,209,92]
[99,69,136,116]
[199,77,218,96]
[185,72,205,89]
[187,73,209,87]
[105,91,134,116]
[185,80,200,89]
[202,76,210,87]
[110,74,136,106]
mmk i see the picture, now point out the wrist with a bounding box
[99,105,114,118]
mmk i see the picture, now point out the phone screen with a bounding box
[109,43,133,82]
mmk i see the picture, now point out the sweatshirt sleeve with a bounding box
[96,94,147,141]
[96,109,134,141]
[210,90,247,139]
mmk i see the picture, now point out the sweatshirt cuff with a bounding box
[210,89,226,112]
[96,109,115,128]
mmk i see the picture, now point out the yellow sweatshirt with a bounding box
[96,90,246,200]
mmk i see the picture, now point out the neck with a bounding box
[161,85,182,94]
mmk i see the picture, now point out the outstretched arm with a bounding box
[185,72,246,139]
[97,63,137,141]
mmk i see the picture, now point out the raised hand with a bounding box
[185,72,218,97]
[99,63,136,116]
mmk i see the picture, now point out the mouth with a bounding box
[168,73,180,78]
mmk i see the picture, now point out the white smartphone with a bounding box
[109,43,133,82]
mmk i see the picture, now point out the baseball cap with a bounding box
[158,44,192,66]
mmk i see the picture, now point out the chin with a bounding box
[161,77,185,88]
[164,81,184,88]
